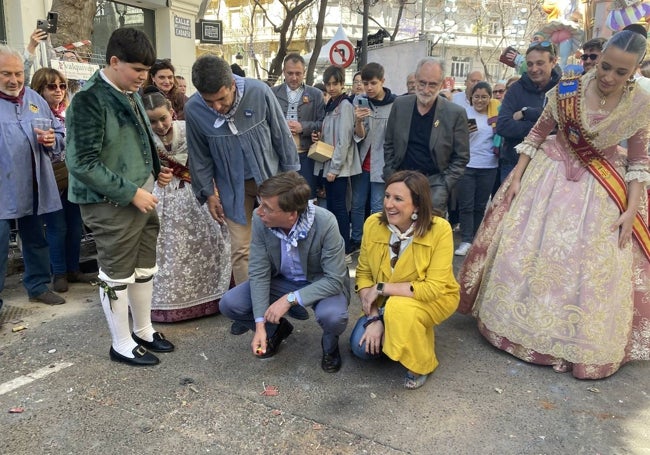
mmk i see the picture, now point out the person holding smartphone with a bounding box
[349,62,397,255]
[454,82,499,256]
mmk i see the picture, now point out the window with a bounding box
[92,1,156,65]
[450,57,470,78]
[488,17,500,35]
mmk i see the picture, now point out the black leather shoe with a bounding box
[132,332,175,352]
[321,345,342,373]
[230,321,250,335]
[259,318,293,359]
[109,346,159,366]
[287,305,309,320]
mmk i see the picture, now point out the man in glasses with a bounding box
[580,37,607,73]
[383,57,469,214]
[496,41,561,183]
[219,171,349,373]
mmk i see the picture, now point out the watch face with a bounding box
[288,293,296,303]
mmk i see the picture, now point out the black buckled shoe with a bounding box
[132,332,175,353]
[287,305,309,320]
[321,345,342,373]
[258,318,293,359]
[109,346,160,366]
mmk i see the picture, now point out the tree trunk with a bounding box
[49,0,97,51]
[306,0,327,85]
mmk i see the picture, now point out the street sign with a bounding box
[329,40,355,68]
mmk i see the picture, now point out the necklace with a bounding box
[593,80,622,108]
[160,128,173,145]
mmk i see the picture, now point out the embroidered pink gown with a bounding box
[458,73,650,379]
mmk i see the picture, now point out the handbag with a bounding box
[52,160,69,191]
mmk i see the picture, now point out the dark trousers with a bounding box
[457,167,498,243]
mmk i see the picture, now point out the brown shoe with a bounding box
[67,271,96,283]
[52,274,68,293]
[29,290,66,305]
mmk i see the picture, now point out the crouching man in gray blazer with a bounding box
[219,171,349,373]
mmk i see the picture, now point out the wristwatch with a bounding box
[287,292,298,306]
[376,282,385,296]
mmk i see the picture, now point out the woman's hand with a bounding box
[359,286,379,315]
[156,167,172,187]
[612,210,636,249]
[359,320,384,355]
[502,177,520,210]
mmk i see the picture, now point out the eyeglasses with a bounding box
[390,240,401,268]
[256,196,280,215]
[493,89,505,94]
[46,83,67,91]
[580,53,599,61]
[471,95,490,101]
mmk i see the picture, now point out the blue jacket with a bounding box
[0,88,64,219]
[496,68,561,166]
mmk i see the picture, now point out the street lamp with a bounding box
[511,7,528,46]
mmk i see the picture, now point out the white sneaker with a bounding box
[454,242,472,256]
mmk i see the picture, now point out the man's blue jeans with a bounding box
[350,171,384,244]
[1,212,52,303]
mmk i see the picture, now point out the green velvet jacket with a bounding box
[65,70,160,206]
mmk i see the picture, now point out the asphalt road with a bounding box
[1,255,649,454]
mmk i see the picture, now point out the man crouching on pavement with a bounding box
[219,171,349,372]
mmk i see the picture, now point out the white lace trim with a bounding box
[625,169,650,184]
[515,141,538,158]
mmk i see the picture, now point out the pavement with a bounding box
[1,249,650,454]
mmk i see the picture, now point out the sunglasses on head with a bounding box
[46,83,67,91]
[580,53,599,61]
[528,41,556,55]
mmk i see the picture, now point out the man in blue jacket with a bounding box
[0,45,65,308]
[496,42,561,183]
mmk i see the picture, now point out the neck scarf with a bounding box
[269,200,316,252]
[325,93,348,113]
[387,223,415,269]
[212,76,245,134]
[0,86,26,106]
[51,102,67,123]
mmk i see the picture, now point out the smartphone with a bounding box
[36,12,58,34]
[467,118,477,127]
[357,97,369,109]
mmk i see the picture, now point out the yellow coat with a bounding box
[355,213,460,374]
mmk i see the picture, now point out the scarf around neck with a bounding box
[0,86,26,106]
[270,200,316,252]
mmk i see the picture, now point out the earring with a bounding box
[411,212,418,221]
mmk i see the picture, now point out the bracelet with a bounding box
[363,315,383,329]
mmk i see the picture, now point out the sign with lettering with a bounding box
[174,15,192,39]
[196,20,223,44]
[51,59,99,80]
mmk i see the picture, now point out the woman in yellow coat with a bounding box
[352,170,460,389]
